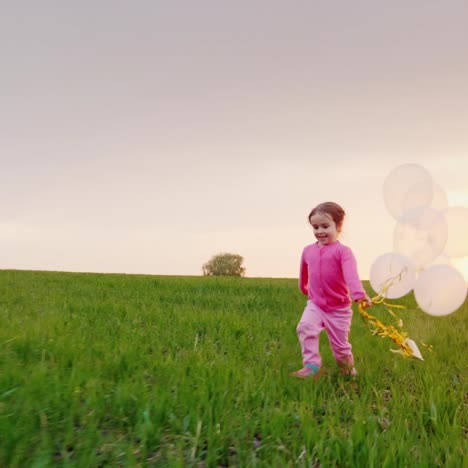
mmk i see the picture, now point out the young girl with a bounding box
[292,201,371,379]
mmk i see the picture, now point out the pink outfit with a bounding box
[299,241,366,310]
[297,301,354,368]
[296,241,366,368]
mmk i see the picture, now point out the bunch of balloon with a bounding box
[379,163,468,315]
[365,163,468,359]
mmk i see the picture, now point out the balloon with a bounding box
[393,206,448,269]
[443,206,468,257]
[430,184,448,212]
[451,257,468,282]
[414,264,467,316]
[369,252,416,298]
[383,164,434,219]
[429,253,452,266]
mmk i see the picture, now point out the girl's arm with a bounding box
[341,247,371,305]
[298,250,308,296]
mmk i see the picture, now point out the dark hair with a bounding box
[308,202,346,230]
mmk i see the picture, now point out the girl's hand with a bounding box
[358,297,372,309]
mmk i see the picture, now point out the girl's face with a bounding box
[309,212,339,245]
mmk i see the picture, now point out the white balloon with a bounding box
[444,206,468,257]
[451,257,468,282]
[414,264,467,316]
[369,252,416,298]
[430,184,448,212]
[383,164,434,219]
[430,253,452,266]
[393,206,448,269]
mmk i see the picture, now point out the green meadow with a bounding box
[0,270,466,467]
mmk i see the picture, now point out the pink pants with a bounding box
[296,300,354,368]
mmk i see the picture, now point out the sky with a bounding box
[1,1,468,281]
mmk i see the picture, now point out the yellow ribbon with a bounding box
[357,273,427,360]
[357,301,423,359]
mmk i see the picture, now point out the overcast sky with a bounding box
[1,1,467,280]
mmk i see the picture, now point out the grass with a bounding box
[0,269,466,467]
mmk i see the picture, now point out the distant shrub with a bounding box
[202,253,246,277]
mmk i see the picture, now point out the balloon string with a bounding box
[357,302,420,359]
[357,271,427,360]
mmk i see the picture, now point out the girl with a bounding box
[292,202,371,379]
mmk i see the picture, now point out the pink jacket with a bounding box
[299,241,366,312]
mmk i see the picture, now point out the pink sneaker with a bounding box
[291,363,321,379]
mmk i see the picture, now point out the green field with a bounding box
[0,270,466,467]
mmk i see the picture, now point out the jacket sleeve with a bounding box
[298,249,308,296]
[341,246,366,301]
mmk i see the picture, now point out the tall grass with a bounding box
[0,270,466,466]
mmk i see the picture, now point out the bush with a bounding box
[202,253,246,277]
